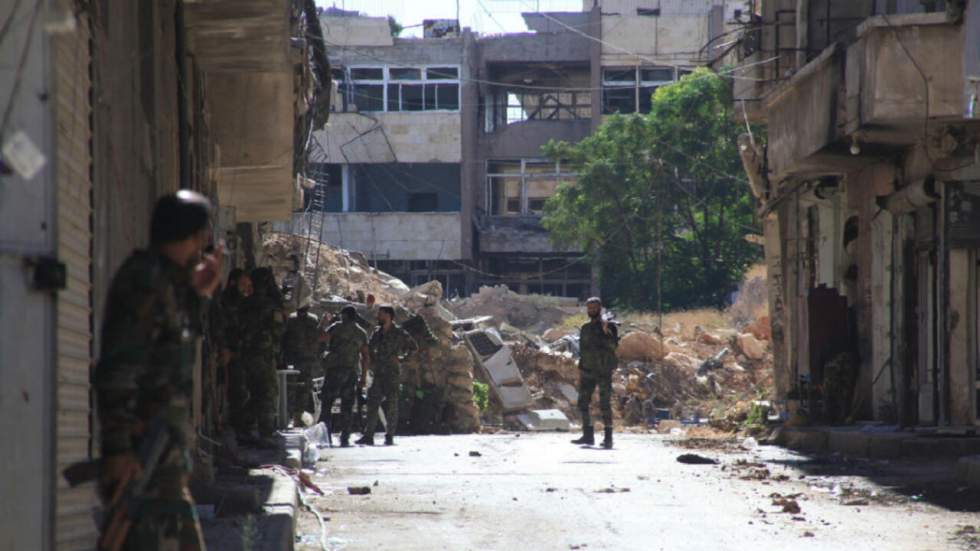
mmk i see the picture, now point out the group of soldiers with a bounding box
[92,192,420,549]
[91,191,618,549]
[217,258,419,449]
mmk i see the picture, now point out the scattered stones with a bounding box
[468,451,482,457]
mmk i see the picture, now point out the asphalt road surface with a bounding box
[297,432,978,551]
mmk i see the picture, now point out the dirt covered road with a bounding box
[296,433,977,551]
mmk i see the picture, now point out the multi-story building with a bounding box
[286,2,742,298]
[728,0,980,427]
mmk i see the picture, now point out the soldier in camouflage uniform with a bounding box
[223,270,253,436]
[358,305,418,446]
[237,267,285,440]
[282,300,322,425]
[320,305,369,447]
[572,297,619,449]
[94,191,222,550]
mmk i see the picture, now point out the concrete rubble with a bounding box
[263,232,774,435]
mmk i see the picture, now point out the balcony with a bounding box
[845,13,966,143]
[476,215,582,254]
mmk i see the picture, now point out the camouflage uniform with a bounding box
[221,286,248,434]
[282,308,322,423]
[320,319,368,440]
[364,325,418,440]
[238,270,285,437]
[93,250,205,550]
[399,315,439,431]
[578,319,619,428]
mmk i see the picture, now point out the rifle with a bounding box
[62,418,172,551]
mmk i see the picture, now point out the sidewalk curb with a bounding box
[253,467,298,551]
[775,427,980,460]
[957,455,980,488]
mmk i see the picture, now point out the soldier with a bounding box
[571,297,619,449]
[319,305,369,447]
[237,267,285,442]
[93,191,222,550]
[281,252,311,314]
[282,299,322,425]
[224,270,252,436]
[358,305,418,446]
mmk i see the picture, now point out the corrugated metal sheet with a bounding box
[53,5,97,550]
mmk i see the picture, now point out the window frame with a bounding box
[601,65,680,115]
[485,159,577,217]
[343,64,462,113]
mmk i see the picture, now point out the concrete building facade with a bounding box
[284,2,742,298]
[0,1,312,548]
[729,0,980,428]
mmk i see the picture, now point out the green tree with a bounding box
[388,15,404,37]
[542,68,760,310]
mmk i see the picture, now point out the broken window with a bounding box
[346,65,461,112]
[486,160,575,216]
[487,89,592,130]
[602,66,677,115]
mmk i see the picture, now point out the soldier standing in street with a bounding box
[238,267,285,443]
[572,297,619,449]
[283,299,322,425]
[93,191,222,550]
[358,306,418,446]
[319,305,369,447]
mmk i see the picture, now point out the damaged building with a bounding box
[729,1,980,427]
[0,1,317,548]
[282,1,745,298]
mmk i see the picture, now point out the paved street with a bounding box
[297,433,979,551]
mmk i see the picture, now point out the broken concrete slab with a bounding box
[484,346,524,387]
[516,409,572,432]
[497,384,533,412]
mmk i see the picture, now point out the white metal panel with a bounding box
[52,6,97,550]
[0,2,56,550]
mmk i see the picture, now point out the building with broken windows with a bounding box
[729,0,980,428]
[282,1,744,298]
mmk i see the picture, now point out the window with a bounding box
[340,65,461,112]
[408,192,439,212]
[486,159,576,216]
[602,66,679,114]
[486,89,592,131]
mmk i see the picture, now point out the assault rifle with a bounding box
[63,418,172,551]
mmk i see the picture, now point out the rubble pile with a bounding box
[446,285,579,334]
[493,267,775,432]
[261,232,408,304]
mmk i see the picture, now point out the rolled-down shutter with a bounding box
[53,5,97,550]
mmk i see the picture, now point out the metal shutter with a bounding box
[53,5,97,550]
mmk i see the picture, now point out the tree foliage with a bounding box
[542,68,761,310]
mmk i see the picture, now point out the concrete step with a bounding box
[776,426,980,460]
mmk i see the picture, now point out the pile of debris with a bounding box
[489,270,775,432]
[446,285,579,335]
[261,232,408,304]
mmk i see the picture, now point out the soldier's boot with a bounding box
[571,426,595,446]
[602,427,613,449]
[355,434,374,446]
[340,432,351,448]
[384,434,395,446]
